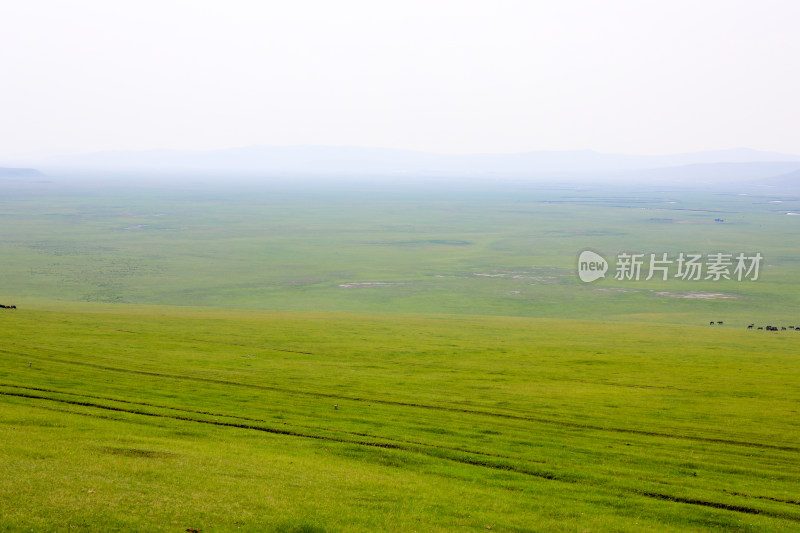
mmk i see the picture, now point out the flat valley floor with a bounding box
[1,179,799,531]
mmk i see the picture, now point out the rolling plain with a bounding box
[1,177,799,531]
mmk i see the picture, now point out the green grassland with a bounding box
[2,178,800,531]
[3,180,800,322]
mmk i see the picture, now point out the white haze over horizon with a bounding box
[1,0,799,162]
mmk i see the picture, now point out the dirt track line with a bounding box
[0,390,399,449]
[3,347,798,453]
[722,490,800,507]
[1,390,563,482]
[0,382,546,465]
[7,348,800,453]
[638,491,776,516]
[4,390,799,522]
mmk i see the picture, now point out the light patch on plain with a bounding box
[655,292,738,300]
[474,272,555,281]
[595,288,638,293]
[338,282,402,288]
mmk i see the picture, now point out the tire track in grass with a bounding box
[4,347,797,454]
[0,390,399,449]
[0,382,549,466]
[722,490,800,507]
[3,389,800,523]
[0,390,560,480]
[17,335,718,394]
[637,491,784,515]
[0,335,755,399]
[8,382,798,507]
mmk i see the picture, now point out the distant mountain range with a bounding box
[6,146,800,187]
[0,166,45,178]
[759,168,800,188]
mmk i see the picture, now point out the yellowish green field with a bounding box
[2,303,799,531]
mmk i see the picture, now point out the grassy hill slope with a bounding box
[2,305,799,531]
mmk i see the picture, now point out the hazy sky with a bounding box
[2,0,799,160]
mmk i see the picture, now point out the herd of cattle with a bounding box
[0,304,16,309]
[710,321,799,331]
[750,324,798,331]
